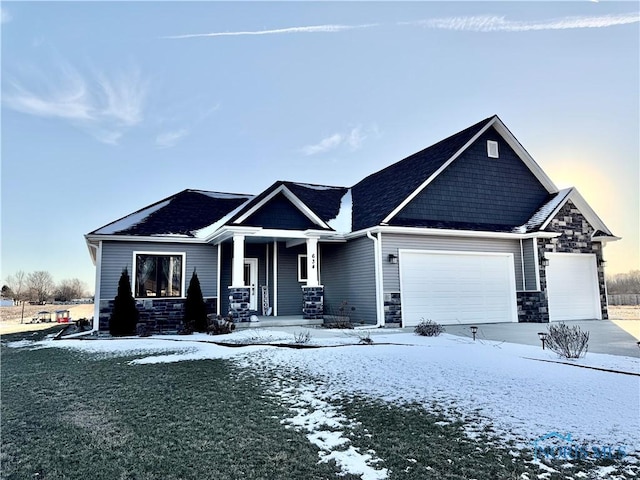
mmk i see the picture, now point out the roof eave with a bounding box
[345,225,561,241]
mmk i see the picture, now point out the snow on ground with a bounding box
[19,329,640,476]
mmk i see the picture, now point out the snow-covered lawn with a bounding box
[13,329,639,479]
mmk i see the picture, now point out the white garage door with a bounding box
[399,250,518,327]
[546,253,601,321]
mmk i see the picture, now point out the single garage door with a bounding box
[546,253,601,321]
[399,250,518,326]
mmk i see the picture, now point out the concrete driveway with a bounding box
[444,320,640,357]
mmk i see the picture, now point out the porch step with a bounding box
[234,317,323,329]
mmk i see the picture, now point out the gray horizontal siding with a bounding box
[380,233,524,292]
[100,241,218,300]
[321,237,377,324]
[522,238,538,291]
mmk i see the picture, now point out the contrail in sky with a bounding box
[164,23,377,39]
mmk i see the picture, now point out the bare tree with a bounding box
[5,270,27,303]
[27,271,55,304]
[607,270,640,294]
[5,271,29,322]
[55,278,87,302]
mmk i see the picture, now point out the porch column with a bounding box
[305,237,319,287]
[302,236,323,319]
[229,234,250,322]
[232,234,245,287]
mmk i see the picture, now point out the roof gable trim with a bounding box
[540,188,614,237]
[381,116,559,226]
[233,184,330,229]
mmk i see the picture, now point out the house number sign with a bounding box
[311,253,316,270]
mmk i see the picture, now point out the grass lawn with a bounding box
[1,328,633,479]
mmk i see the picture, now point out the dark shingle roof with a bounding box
[351,116,494,231]
[91,190,252,237]
[283,182,349,224]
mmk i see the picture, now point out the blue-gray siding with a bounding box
[394,128,550,229]
[99,241,218,300]
[321,237,377,324]
[276,242,306,316]
[380,233,527,292]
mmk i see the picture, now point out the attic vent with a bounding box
[487,140,499,158]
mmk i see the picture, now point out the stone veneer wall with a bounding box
[302,286,324,319]
[516,291,548,323]
[228,287,251,322]
[99,297,217,334]
[539,200,608,320]
[384,293,402,324]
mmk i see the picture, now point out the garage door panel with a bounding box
[400,251,517,326]
[546,254,600,321]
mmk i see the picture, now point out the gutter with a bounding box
[346,226,560,241]
[366,231,385,328]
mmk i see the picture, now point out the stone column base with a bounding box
[228,287,251,322]
[302,286,324,319]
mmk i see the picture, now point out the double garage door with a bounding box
[399,250,518,327]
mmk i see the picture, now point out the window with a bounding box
[298,254,308,282]
[134,253,184,298]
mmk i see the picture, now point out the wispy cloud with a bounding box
[156,128,189,148]
[163,23,377,39]
[301,126,369,156]
[405,12,640,32]
[1,7,11,24]
[3,62,148,144]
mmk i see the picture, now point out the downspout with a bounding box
[91,241,102,333]
[366,231,384,327]
[519,239,526,291]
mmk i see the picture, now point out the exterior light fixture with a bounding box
[541,255,549,267]
[538,331,548,350]
[470,325,478,341]
[599,259,607,267]
[388,254,398,264]
[636,341,640,349]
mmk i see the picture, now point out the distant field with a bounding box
[0,304,95,334]
[609,305,640,320]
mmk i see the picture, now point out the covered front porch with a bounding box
[211,227,343,323]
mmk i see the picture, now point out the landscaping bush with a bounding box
[546,323,589,359]
[183,270,208,333]
[414,319,445,337]
[207,314,236,335]
[293,331,311,344]
[357,331,374,345]
[109,268,139,336]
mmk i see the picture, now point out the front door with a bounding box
[244,258,258,311]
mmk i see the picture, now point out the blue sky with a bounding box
[1,1,638,294]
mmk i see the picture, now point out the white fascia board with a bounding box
[85,237,98,265]
[346,225,560,241]
[233,185,331,229]
[208,226,262,244]
[381,116,559,226]
[539,187,616,238]
[491,118,558,193]
[85,234,205,244]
